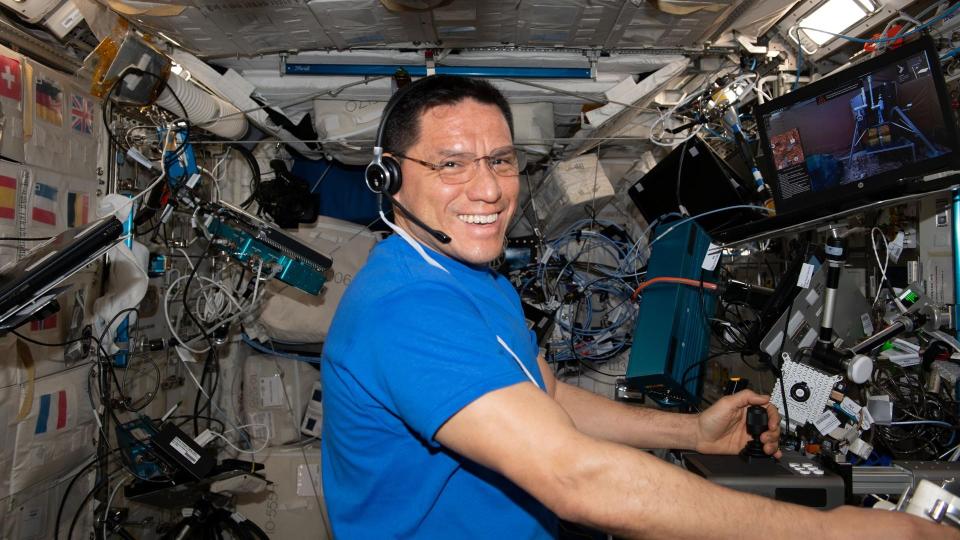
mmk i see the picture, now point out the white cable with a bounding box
[173,346,256,454]
[871,227,889,306]
[102,473,132,540]
[251,260,263,305]
[177,248,195,272]
[378,209,448,273]
[164,273,250,353]
[788,25,820,55]
[209,425,270,454]
[110,130,175,220]
[890,420,955,428]
[164,279,210,354]
[938,441,960,460]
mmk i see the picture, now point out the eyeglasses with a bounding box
[393,147,524,184]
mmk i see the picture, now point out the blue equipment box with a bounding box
[626,220,719,407]
[204,202,332,296]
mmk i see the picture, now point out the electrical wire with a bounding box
[102,473,132,540]
[890,419,956,428]
[795,1,960,47]
[208,423,271,454]
[871,227,890,306]
[630,276,718,302]
[241,333,323,363]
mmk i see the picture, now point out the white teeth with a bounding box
[458,213,498,224]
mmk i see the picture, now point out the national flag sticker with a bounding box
[30,312,57,331]
[70,94,93,135]
[31,182,58,226]
[67,191,88,227]
[35,76,63,126]
[0,54,21,102]
[0,175,15,220]
[34,390,68,434]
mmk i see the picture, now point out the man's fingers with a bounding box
[764,402,781,431]
[727,389,770,408]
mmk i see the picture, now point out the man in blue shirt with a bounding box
[321,75,950,539]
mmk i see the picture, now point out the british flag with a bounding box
[70,94,93,135]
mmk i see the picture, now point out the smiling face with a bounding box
[392,98,518,266]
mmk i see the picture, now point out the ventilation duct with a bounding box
[155,74,248,140]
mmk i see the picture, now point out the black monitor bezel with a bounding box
[754,35,959,219]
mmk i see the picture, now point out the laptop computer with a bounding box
[0,215,123,332]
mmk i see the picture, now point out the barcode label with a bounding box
[814,411,841,435]
[797,263,814,288]
[170,436,201,464]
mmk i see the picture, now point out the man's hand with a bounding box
[695,389,782,458]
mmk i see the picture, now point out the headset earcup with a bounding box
[364,161,389,194]
[381,155,403,195]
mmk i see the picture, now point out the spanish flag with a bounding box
[35,77,62,126]
[0,175,14,220]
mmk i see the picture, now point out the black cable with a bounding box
[0,236,51,241]
[231,144,263,209]
[575,358,626,378]
[240,517,269,540]
[55,458,99,540]
[193,349,220,436]
[103,67,192,176]
[168,414,226,433]
[675,138,689,215]
[183,237,217,349]
[182,236,220,434]
[54,448,125,540]
[67,475,104,540]
[774,300,793,436]
[12,328,95,351]
[216,508,251,540]
[192,352,210,438]
[679,352,727,388]
[96,307,142,404]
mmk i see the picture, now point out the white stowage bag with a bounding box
[233,443,331,539]
[257,216,381,344]
[240,352,318,447]
[9,363,96,496]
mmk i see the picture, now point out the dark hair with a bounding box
[381,75,514,155]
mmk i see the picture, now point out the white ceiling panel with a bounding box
[122,0,748,58]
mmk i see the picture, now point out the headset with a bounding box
[364,85,406,196]
[364,81,452,244]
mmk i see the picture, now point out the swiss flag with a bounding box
[0,55,21,102]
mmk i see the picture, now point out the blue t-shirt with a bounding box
[321,234,558,539]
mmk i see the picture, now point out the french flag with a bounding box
[31,182,57,226]
[34,390,67,434]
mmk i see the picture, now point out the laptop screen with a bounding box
[0,216,122,329]
[755,36,959,218]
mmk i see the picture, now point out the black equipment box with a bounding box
[683,451,844,509]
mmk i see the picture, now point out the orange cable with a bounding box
[631,276,718,301]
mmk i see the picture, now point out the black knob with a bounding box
[740,405,771,461]
[745,405,768,440]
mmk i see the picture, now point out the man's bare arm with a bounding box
[553,378,699,449]
[536,357,780,454]
[435,381,953,540]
